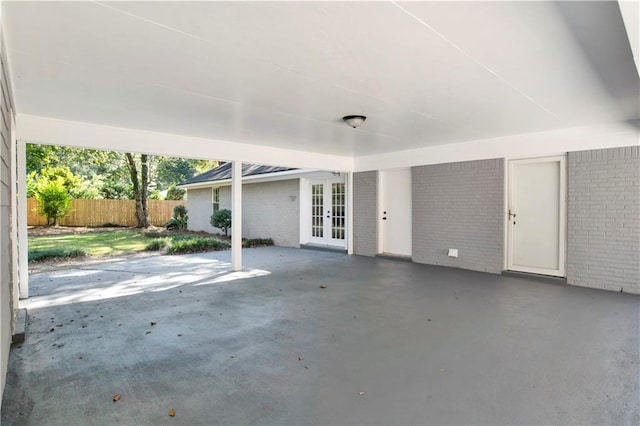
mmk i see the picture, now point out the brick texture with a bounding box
[567,146,640,294]
[187,180,300,247]
[353,171,378,256]
[412,159,505,273]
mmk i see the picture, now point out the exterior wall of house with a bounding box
[0,26,16,399]
[186,180,300,247]
[353,171,378,256]
[567,146,640,294]
[412,159,505,274]
[240,180,299,247]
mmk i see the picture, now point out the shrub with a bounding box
[166,205,188,230]
[34,177,73,226]
[29,248,86,262]
[165,237,230,255]
[242,238,275,248]
[144,239,168,251]
[210,209,232,236]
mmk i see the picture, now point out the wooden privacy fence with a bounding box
[27,198,186,227]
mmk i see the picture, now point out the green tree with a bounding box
[210,209,232,237]
[165,185,186,200]
[35,176,72,226]
[125,153,151,228]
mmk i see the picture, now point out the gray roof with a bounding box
[180,163,297,186]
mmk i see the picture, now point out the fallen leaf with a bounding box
[113,394,120,402]
[359,391,365,396]
[320,285,327,289]
[145,331,151,335]
[439,368,446,372]
[56,324,63,327]
[298,356,304,361]
[81,324,88,328]
[177,334,182,337]
[49,328,55,332]
[168,409,176,417]
[304,365,309,369]
[150,322,157,326]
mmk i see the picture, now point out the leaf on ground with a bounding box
[358,391,365,396]
[304,365,309,369]
[177,334,182,337]
[150,321,157,326]
[49,328,55,332]
[56,324,63,327]
[113,394,120,402]
[439,368,446,372]
[168,409,176,417]
[298,356,304,361]
[145,331,151,335]
[320,285,327,289]
[81,324,88,328]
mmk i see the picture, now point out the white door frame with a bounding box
[377,168,412,256]
[304,177,347,248]
[507,155,567,277]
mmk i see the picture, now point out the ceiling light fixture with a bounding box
[342,115,367,128]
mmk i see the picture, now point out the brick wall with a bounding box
[353,171,378,256]
[241,180,300,247]
[412,159,504,273]
[567,146,640,294]
[187,180,300,247]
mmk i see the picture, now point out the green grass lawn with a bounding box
[29,231,151,258]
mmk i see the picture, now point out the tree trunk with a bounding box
[125,153,150,228]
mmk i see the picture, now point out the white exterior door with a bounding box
[508,156,566,276]
[379,169,412,256]
[309,179,346,248]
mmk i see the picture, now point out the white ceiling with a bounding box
[3,1,639,158]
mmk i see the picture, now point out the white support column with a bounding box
[16,139,28,299]
[347,171,354,255]
[10,115,19,307]
[231,161,242,271]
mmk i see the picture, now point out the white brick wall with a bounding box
[186,179,299,247]
[353,171,378,256]
[567,146,640,294]
[412,159,505,273]
[240,180,299,247]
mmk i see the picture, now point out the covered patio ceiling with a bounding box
[4,1,639,165]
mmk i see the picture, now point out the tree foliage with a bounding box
[210,209,232,236]
[165,185,186,200]
[34,176,73,226]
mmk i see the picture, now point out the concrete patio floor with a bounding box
[2,247,638,425]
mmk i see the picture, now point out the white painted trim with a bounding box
[347,171,354,255]
[355,122,639,172]
[9,109,19,308]
[16,114,354,172]
[299,178,310,246]
[231,161,242,272]
[376,171,384,255]
[502,158,509,272]
[16,139,28,299]
[507,155,567,277]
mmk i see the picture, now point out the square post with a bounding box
[231,161,242,271]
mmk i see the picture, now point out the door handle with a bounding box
[383,211,387,220]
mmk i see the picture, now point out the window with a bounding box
[212,187,220,213]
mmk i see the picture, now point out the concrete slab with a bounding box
[2,247,639,425]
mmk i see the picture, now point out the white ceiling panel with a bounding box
[3,1,638,158]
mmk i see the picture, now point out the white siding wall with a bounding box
[0,26,16,399]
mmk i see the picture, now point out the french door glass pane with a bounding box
[312,184,324,238]
[331,183,345,240]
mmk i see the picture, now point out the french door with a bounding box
[309,179,346,248]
